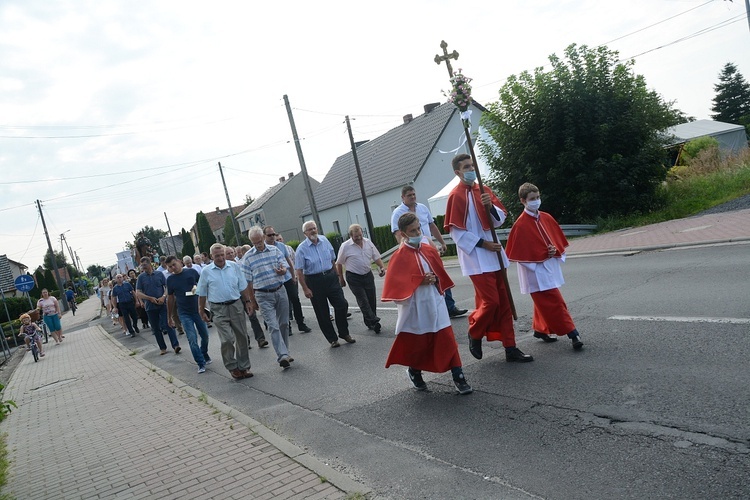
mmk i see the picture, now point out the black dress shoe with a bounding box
[571,335,584,350]
[468,334,483,360]
[449,308,469,318]
[505,347,534,362]
[299,324,312,333]
[533,331,558,343]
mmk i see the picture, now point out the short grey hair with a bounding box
[209,243,225,254]
[247,226,264,240]
[348,223,362,236]
[182,256,193,264]
[302,220,317,232]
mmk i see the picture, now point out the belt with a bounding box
[213,299,238,306]
[255,283,284,293]
[305,269,335,278]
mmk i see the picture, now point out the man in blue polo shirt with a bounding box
[166,256,211,373]
[111,273,140,336]
[136,257,181,355]
[295,220,355,348]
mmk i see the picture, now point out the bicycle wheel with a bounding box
[41,322,49,344]
[31,345,39,362]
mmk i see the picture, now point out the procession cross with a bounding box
[434,40,459,78]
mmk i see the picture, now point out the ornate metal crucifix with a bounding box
[434,40,459,78]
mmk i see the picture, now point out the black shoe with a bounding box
[453,374,473,395]
[407,368,427,391]
[279,358,291,369]
[468,334,482,360]
[373,323,381,334]
[506,347,534,362]
[299,324,312,333]
[533,331,558,343]
[134,327,140,334]
[341,335,356,344]
[449,308,469,318]
[571,335,584,350]
[346,312,352,318]
[258,339,269,348]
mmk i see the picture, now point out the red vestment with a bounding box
[382,242,461,373]
[443,182,507,233]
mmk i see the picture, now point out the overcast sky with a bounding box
[1,0,747,273]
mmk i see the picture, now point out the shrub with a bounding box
[287,240,300,250]
[325,232,343,255]
[680,136,719,165]
[0,297,34,324]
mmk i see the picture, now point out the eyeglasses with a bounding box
[265,233,278,237]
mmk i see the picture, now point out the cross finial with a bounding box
[434,40,459,78]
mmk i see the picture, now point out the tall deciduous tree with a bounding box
[195,212,216,253]
[43,249,67,271]
[481,44,685,222]
[711,62,750,130]
[181,228,196,258]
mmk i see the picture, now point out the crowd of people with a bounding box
[87,154,583,394]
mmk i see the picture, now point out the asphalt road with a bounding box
[93,241,750,499]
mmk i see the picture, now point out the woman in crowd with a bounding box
[37,288,63,344]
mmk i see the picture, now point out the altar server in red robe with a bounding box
[505,182,583,350]
[383,212,472,395]
[444,154,533,363]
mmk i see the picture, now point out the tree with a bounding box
[481,44,685,222]
[244,194,255,207]
[195,212,216,253]
[87,264,106,278]
[43,268,59,292]
[223,216,237,246]
[43,249,67,271]
[711,62,750,131]
[131,225,168,254]
[181,228,196,258]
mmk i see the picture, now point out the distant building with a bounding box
[0,254,28,295]
[158,235,183,256]
[300,101,486,236]
[190,205,246,246]
[236,172,320,243]
[666,119,748,156]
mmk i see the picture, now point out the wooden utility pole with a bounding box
[217,162,242,245]
[37,199,69,311]
[284,94,322,232]
[435,41,517,319]
[164,212,176,255]
[345,116,375,239]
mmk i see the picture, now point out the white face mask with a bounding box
[526,199,541,211]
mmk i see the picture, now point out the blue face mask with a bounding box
[463,171,477,183]
[408,236,422,246]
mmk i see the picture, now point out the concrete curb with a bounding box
[95,324,372,497]
[567,236,750,258]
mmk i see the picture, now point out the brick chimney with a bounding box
[403,114,413,124]
[279,176,285,183]
[288,172,294,178]
[424,102,440,113]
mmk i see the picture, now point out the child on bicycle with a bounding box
[19,313,45,357]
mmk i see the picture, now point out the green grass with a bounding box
[595,161,750,233]
[0,433,10,499]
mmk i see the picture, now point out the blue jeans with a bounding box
[255,288,290,362]
[145,305,179,351]
[178,310,210,368]
[444,288,456,312]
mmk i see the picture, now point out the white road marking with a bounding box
[609,315,750,324]
[678,225,712,233]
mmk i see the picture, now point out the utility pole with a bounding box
[284,94,322,232]
[217,162,242,245]
[61,232,78,272]
[164,212,176,255]
[345,116,375,239]
[37,200,69,311]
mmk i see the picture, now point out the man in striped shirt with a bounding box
[240,226,293,369]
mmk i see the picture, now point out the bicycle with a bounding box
[25,333,40,362]
[27,309,49,344]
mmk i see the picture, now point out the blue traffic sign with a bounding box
[14,274,36,292]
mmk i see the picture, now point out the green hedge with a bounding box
[0,297,36,324]
[371,224,398,254]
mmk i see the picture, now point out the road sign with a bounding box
[14,274,35,293]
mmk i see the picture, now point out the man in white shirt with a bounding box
[391,185,468,318]
[336,224,386,333]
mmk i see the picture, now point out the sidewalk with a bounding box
[566,207,750,255]
[1,297,367,499]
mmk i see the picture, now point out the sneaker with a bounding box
[453,374,473,395]
[407,368,427,391]
[341,335,356,344]
[205,357,212,365]
[330,341,340,348]
[258,339,269,348]
[160,349,167,355]
[134,327,140,334]
[40,353,45,357]
[279,358,291,369]
[174,346,182,354]
[299,324,312,333]
[198,366,206,374]
[124,332,132,337]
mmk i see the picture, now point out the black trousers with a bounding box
[117,301,139,334]
[284,278,305,327]
[345,270,379,328]
[306,272,349,343]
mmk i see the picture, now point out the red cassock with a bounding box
[443,182,507,232]
[382,242,462,373]
[505,211,569,263]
